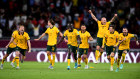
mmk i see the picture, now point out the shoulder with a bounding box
[115,31,119,34]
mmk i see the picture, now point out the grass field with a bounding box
[0,62,140,79]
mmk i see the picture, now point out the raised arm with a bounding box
[88,10,98,22]
[34,33,46,41]
[6,37,14,48]
[27,40,31,53]
[110,14,117,23]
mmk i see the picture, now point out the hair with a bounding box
[48,19,55,25]
[123,27,128,30]
[81,24,86,27]
[109,24,115,29]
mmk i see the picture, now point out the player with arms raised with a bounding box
[88,10,117,63]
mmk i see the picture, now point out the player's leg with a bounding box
[51,45,56,68]
[95,46,100,63]
[115,50,123,72]
[1,54,9,69]
[110,52,115,71]
[13,50,20,69]
[120,50,127,69]
[78,48,83,68]
[20,49,26,63]
[1,47,14,69]
[95,37,103,63]
[46,45,52,68]
[110,46,115,71]
[83,49,88,69]
[67,45,71,70]
[72,46,78,68]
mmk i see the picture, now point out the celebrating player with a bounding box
[102,25,119,71]
[57,23,81,70]
[0,30,18,69]
[34,19,63,69]
[5,25,31,69]
[77,25,93,69]
[88,10,117,63]
[115,27,139,72]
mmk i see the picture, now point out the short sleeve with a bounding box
[45,28,49,34]
[12,31,17,38]
[25,33,30,40]
[97,21,101,27]
[64,30,67,37]
[56,27,60,33]
[87,32,91,37]
[129,34,134,38]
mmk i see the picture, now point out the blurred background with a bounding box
[0,0,139,62]
[0,0,139,39]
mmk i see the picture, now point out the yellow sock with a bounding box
[12,57,16,63]
[117,58,120,68]
[95,50,99,61]
[84,58,88,65]
[78,57,81,65]
[110,56,114,67]
[121,53,126,64]
[48,55,52,64]
[68,59,71,66]
[52,54,55,66]
[15,57,19,67]
[1,59,5,64]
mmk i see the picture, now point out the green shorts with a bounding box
[15,46,27,56]
[47,45,56,52]
[118,49,129,56]
[96,37,103,47]
[106,46,116,56]
[6,47,15,54]
[68,44,77,54]
[79,48,88,56]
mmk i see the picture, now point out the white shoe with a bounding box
[1,64,3,69]
[16,66,20,69]
[84,65,89,69]
[110,66,113,71]
[10,62,15,68]
[94,60,99,64]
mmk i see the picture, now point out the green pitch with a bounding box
[0,62,140,79]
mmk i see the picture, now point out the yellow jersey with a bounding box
[12,31,30,49]
[45,26,60,46]
[9,30,18,48]
[103,31,119,46]
[79,31,91,48]
[118,33,134,50]
[64,29,79,47]
[97,21,110,38]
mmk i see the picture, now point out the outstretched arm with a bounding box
[57,36,65,45]
[27,40,31,53]
[134,34,139,45]
[6,37,14,48]
[88,10,98,22]
[110,14,117,23]
[34,33,46,41]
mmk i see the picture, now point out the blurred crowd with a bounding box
[0,0,139,38]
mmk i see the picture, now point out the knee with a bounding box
[111,52,114,57]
